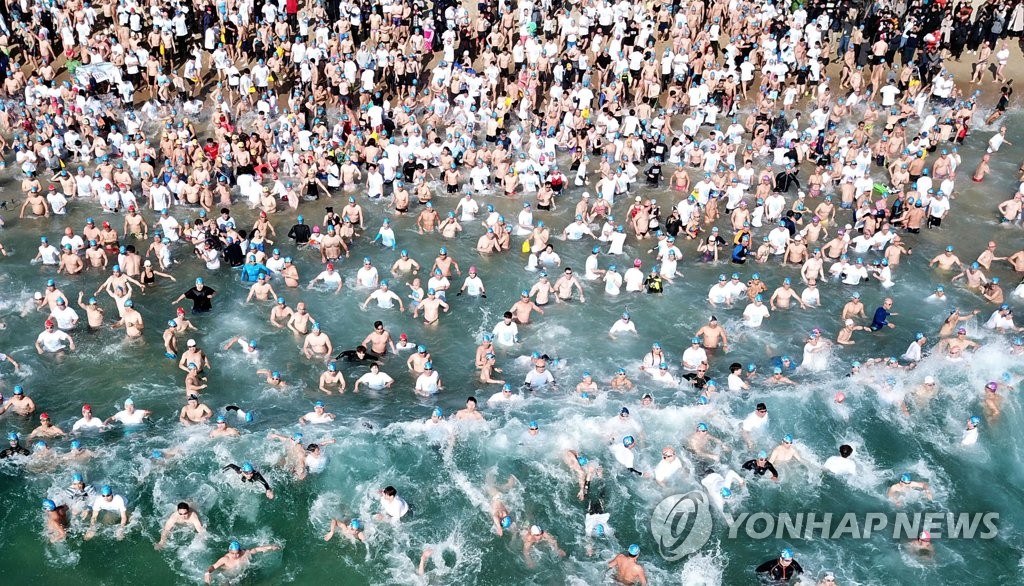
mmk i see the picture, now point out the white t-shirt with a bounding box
[492,321,519,346]
[743,303,770,327]
[654,457,683,483]
[380,495,409,519]
[91,494,127,513]
[356,371,394,389]
[609,443,635,469]
[73,416,105,431]
[36,330,72,352]
[740,411,769,432]
[823,456,856,475]
[111,409,146,425]
[302,411,334,424]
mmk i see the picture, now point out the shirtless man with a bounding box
[246,274,278,303]
[179,395,212,424]
[77,292,105,328]
[287,302,315,335]
[390,250,421,275]
[695,317,729,352]
[841,293,867,321]
[155,502,205,549]
[269,297,293,327]
[770,278,807,310]
[412,289,450,324]
[303,323,334,360]
[929,246,963,271]
[836,319,871,345]
[529,273,559,305]
[608,545,648,585]
[318,362,347,394]
[553,268,586,302]
[521,525,566,569]
[118,300,144,338]
[453,397,486,422]
[509,291,545,324]
[362,321,397,356]
[209,415,240,437]
[416,203,441,233]
[204,541,281,584]
[280,258,300,287]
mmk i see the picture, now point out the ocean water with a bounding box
[0,108,1023,586]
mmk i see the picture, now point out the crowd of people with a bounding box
[1,0,1024,582]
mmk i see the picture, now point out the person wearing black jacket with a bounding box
[222,462,274,499]
[0,432,30,458]
[288,215,312,245]
[755,548,803,582]
[742,451,780,480]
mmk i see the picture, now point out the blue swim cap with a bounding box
[970,415,981,426]
[424,361,433,369]
[581,392,591,399]
[595,523,606,537]
[100,485,112,496]
[167,319,177,327]
[314,401,324,408]
[901,473,912,483]
[297,215,304,222]
[623,435,635,447]
[697,396,709,405]
[34,440,46,449]
[501,515,512,529]
[528,421,539,430]
[43,499,56,511]
[432,407,443,417]
[328,362,338,372]
[241,462,254,473]
[277,296,285,304]
[292,432,304,442]
[349,519,363,530]
[628,544,640,557]
[6,432,16,441]
[72,473,83,482]
[721,487,732,498]
[13,385,23,395]
[216,415,226,423]
[659,362,668,369]
[757,450,768,459]
[229,540,241,551]
[576,455,588,466]
[691,337,700,344]
[592,246,600,254]
[784,434,794,444]
[71,440,81,449]
[781,548,793,560]
[697,422,708,432]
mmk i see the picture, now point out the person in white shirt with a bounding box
[841,258,869,285]
[353,363,394,392]
[701,469,744,511]
[742,295,771,327]
[377,486,409,521]
[49,298,79,330]
[524,361,555,390]
[603,265,623,294]
[961,416,980,446]
[608,313,637,339]
[681,338,708,371]
[740,403,770,447]
[36,320,75,353]
[72,405,106,432]
[459,268,486,297]
[654,446,685,485]
[105,398,150,426]
[85,485,128,539]
[361,282,404,311]
[823,444,857,475]
[492,313,519,346]
[414,362,441,396]
[488,383,524,406]
[299,401,336,424]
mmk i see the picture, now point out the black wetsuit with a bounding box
[335,349,382,363]
[0,444,30,458]
[754,558,803,582]
[222,464,273,492]
[742,459,779,479]
[288,223,312,244]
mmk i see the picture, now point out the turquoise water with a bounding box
[0,110,1023,585]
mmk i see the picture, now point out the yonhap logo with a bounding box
[650,491,713,561]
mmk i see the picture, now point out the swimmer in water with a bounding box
[755,548,803,582]
[84,485,129,540]
[961,416,981,446]
[42,499,70,542]
[607,544,648,585]
[323,518,366,543]
[768,434,805,466]
[906,531,934,559]
[155,502,205,549]
[204,540,282,584]
[222,462,274,499]
[887,472,933,505]
[521,524,566,569]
